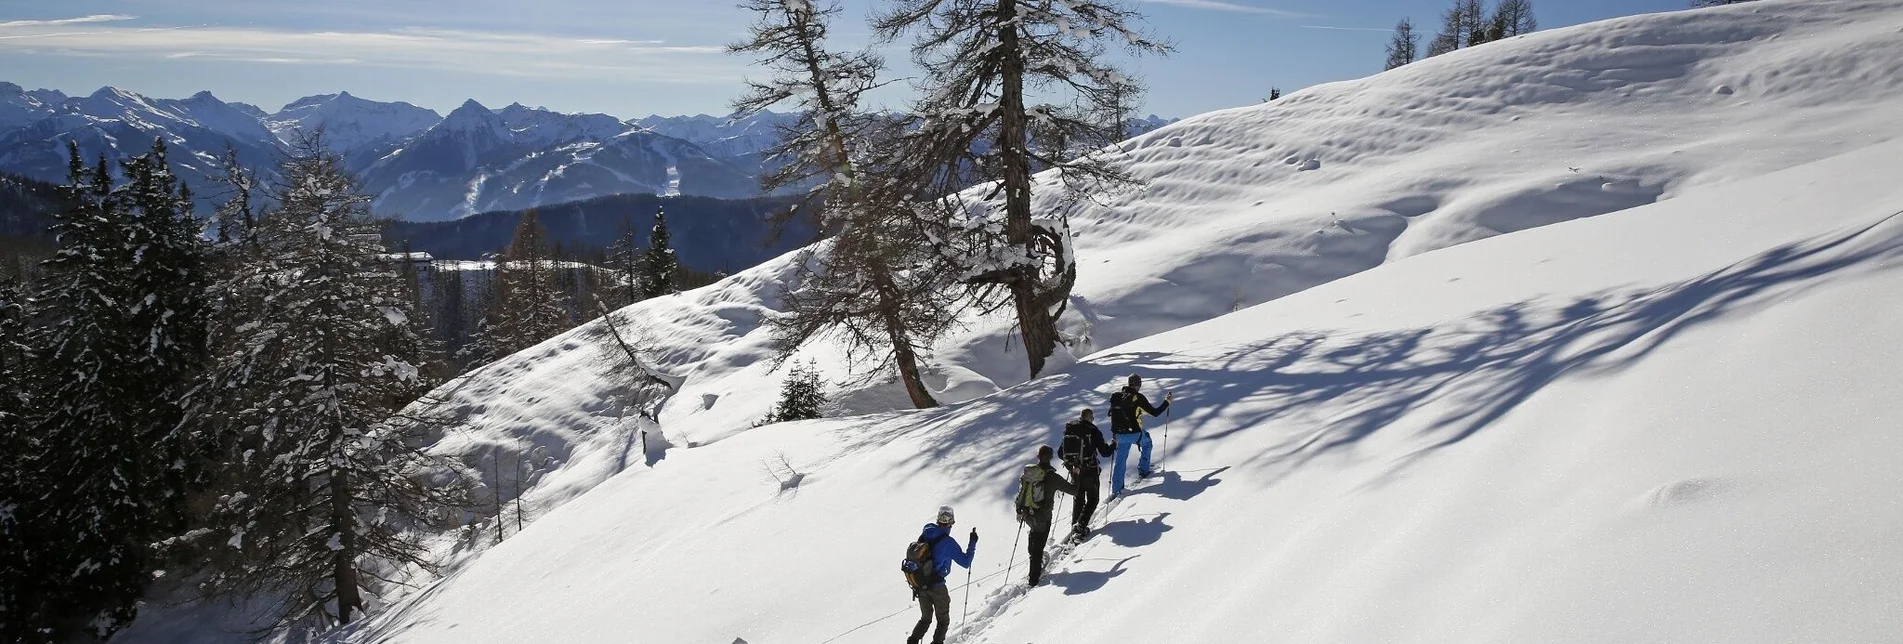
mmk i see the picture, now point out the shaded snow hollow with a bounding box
[120,1,1903,642]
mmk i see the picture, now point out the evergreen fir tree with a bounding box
[186,140,468,630]
[639,207,677,299]
[0,272,37,643]
[0,273,29,432]
[14,138,212,639]
[765,360,827,423]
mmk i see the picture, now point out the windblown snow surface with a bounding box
[123,1,1903,642]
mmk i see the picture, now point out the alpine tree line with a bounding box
[730,0,1168,413]
[1383,0,1538,71]
[0,133,690,640]
[449,206,687,368]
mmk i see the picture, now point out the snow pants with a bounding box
[908,584,951,644]
[1069,467,1102,536]
[1111,431,1153,496]
[1027,526,1051,586]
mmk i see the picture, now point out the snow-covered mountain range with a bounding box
[0,83,1182,224]
[0,85,802,221]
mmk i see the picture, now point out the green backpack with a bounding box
[1015,464,1046,523]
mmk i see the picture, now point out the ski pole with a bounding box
[1160,391,1170,473]
[1003,521,1023,589]
[963,566,972,624]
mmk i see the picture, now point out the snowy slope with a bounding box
[399,0,1903,466]
[119,0,1903,640]
[337,114,1903,644]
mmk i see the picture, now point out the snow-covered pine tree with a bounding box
[1386,18,1420,70]
[186,141,468,630]
[639,207,677,299]
[469,209,574,364]
[0,272,38,643]
[731,0,960,409]
[873,0,1170,379]
[14,138,212,639]
[0,273,29,434]
[211,144,258,245]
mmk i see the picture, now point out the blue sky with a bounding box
[0,0,1691,120]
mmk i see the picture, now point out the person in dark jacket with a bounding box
[908,506,976,644]
[1059,408,1115,541]
[1108,373,1171,496]
[1017,445,1079,587]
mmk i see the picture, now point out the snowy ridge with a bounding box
[266,91,441,163]
[358,100,758,220]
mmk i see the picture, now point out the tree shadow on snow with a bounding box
[1046,555,1139,596]
[1089,210,1903,487]
[839,210,1903,508]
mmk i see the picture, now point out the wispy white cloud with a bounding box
[1300,25,1396,33]
[0,20,733,82]
[0,14,136,29]
[1137,0,1310,17]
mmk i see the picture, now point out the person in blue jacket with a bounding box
[1109,373,1171,496]
[908,506,976,644]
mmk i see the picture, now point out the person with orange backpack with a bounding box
[902,506,976,644]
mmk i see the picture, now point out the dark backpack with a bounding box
[1109,390,1140,434]
[1059,431,1085,469]
[900,533,947,593]
[1059,422,1093,470]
